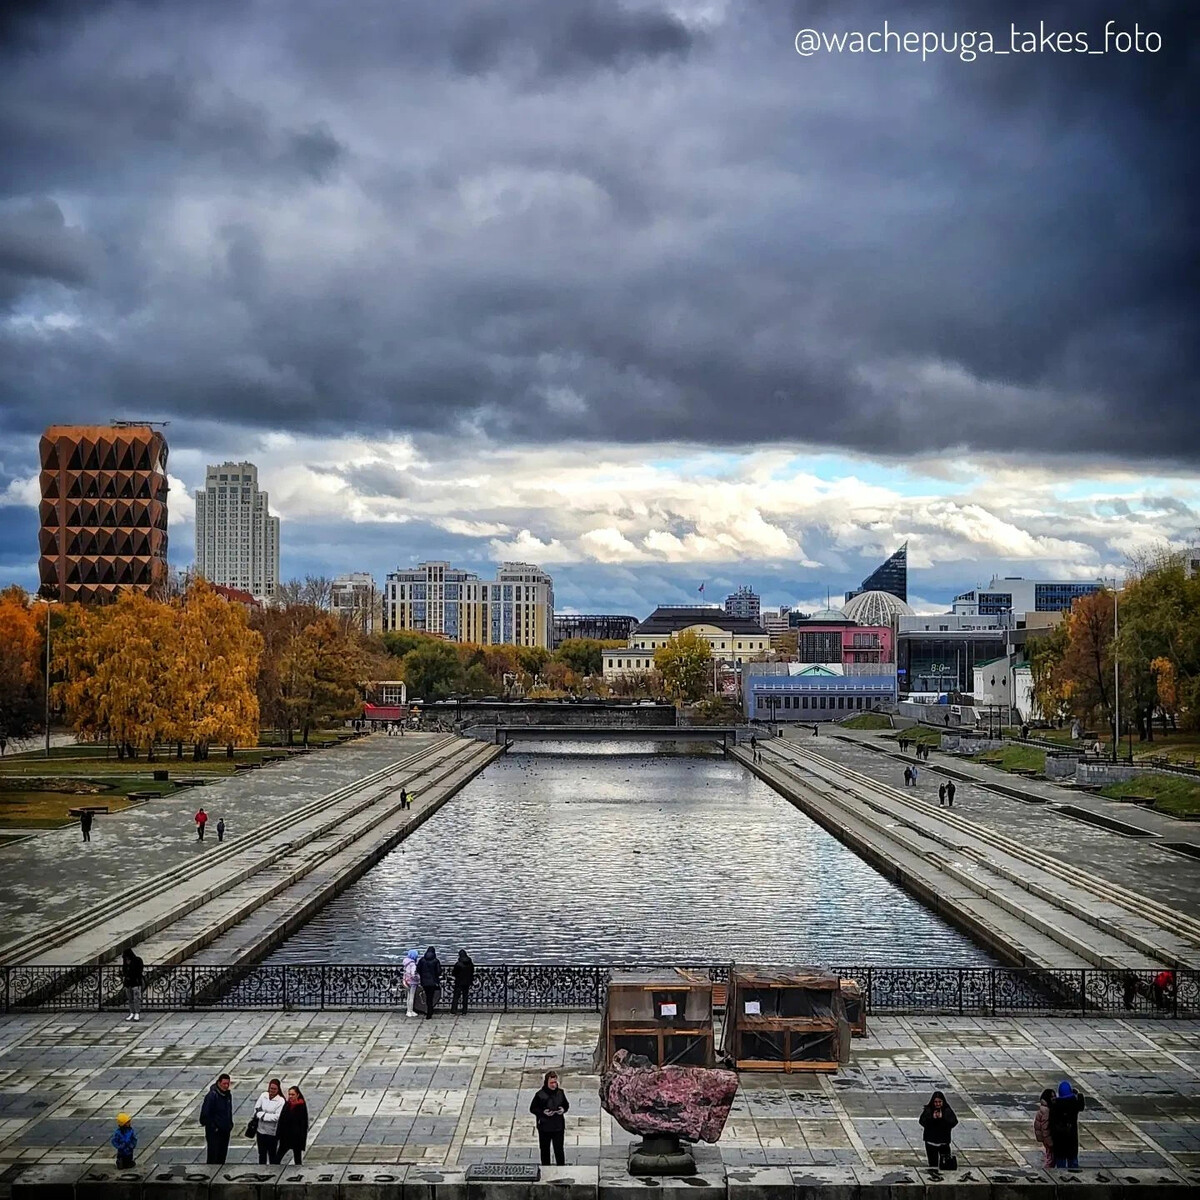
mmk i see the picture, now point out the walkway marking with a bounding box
[142,1008,298,1161]
[1115,1019,1198,1075]
[447,1012,501,1165]
[1038,1039,1185,1171]
[896,1016,1026,1166]
[816,1073,874,1167]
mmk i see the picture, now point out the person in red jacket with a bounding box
[195,808,208,841]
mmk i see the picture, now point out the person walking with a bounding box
[399,786,409,811]
[911,764,920,787]
[946,780,956,807]
[110,1112,137,1169]
[195,807,208,841]
[938,783,947,807]
[530,1070,570,1166]
[749,735,758,763]
[451,949,475,1015]
[216,817,225,843]
[903,766,913,788]
[80,809,93,843]
[1033,1088,1055,1170]
[416,946,442,1019]
[252,1078,286,1164]
[276,1085,309,1166]
[1048,1080,1085,1168]
[403,949,420,1016]
[199,1073,234,1164]
[121,946,144,1022]
[918,1090,958,1169]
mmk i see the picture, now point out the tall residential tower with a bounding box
[194,461,280,602]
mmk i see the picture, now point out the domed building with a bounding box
[842,589,914,629]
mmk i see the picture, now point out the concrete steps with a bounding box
[17,738,464,968]
[132,739,497,968]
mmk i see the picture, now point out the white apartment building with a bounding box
[194,461,280,602]
[331,572,381,635]
[382,560,554,649]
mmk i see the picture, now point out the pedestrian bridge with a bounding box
[482,724,742,748]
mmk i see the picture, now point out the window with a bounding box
[802,696,808,709]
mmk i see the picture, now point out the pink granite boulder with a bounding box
[599,1050,739,1143]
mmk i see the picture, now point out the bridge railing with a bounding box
[2,963,1195,1017]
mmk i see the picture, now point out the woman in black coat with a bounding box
[529,1070,570,1166]
[276,1086,309,1166]
[919,1091,958,1168]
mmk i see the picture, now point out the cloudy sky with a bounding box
[1,0,1196,615]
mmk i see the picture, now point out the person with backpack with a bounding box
[919,1090,958,1169]
[121,946,144,1023]
[451,949,475,1014]
[403,949,420,1017]
[1048,1080,1085,1168]
[416,946,442,1019]
[1033,1088,1055,1169]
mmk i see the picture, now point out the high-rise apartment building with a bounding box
[331,572,381,634]
[383,560,554,648]
[724,585,761,622]
[194,462,280,603]
[38,423,170,603]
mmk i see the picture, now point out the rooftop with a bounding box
[633,605,766,635]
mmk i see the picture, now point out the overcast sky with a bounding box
[1,0,1196,614]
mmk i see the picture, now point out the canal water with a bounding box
[267,740,999,966]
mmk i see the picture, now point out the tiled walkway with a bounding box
[0,1010,1195,1172]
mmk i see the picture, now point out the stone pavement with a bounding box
[0,734,447,949]
[0,1010,1196,1174]
[814,731,1200,918]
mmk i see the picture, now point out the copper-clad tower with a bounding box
[38,423,170,603]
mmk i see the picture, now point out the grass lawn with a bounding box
[0,790,137,828]
[1101,774,1200,818]
[886,726,942,747]
[842,713,893,731]
[973,745,1047,773]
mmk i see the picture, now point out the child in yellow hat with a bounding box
[111,1111,137,1169]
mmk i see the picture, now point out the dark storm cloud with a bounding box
[0,0,1196,461]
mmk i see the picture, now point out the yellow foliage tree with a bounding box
[655,629,714,702]
[0,586,46,745]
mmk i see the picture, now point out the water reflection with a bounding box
[268,740,999,965]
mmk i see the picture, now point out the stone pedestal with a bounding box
[627,1133,696,1176]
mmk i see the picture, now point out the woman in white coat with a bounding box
[253,1078,286,1164]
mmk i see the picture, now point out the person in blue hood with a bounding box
[1048,1080,1086,1168]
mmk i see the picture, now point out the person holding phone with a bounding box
[529,1070,570,1165]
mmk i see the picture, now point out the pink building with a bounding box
[791,614,893,667]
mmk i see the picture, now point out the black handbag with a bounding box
[245,1114,259,1139]
[938,1147,957,1171]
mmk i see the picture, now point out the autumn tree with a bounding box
[0,586,46,745]
[655,630,713,702]
[1027,620,1071,726]
[401,639,462,701]
[168,583,263,759]
[1058,589,1116,735]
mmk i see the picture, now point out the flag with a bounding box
[697,582,705,594]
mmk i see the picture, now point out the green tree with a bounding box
[402,640,462,700]
[553,638,616,678]
[654,630,713,702]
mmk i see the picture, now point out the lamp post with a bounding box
[44,601,51,759]
[1112,578,1120,765]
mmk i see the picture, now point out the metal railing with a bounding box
[2,963,1195,1018]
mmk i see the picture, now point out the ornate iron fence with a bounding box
[2,963,1195,1017]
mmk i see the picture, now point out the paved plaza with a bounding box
[0,1009,1196,1175]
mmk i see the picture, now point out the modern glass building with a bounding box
[845,541,907,604]
[952,577,1105,620]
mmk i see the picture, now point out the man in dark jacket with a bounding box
[80,810,93,843]
[199,1074,234,1163]
[121,947,144,1022]
[1049,1080,1086,1168]
[450,950,475,1014]
[416,947,442,1019]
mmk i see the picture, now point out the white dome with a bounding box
[842,590,914,626]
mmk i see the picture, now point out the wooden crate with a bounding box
[594,968,715,1070]
[840,978,867,1037]
[720,966,850,1073]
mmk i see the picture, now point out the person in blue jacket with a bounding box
[199,1073,234,1163]
[110,1112,137,1168]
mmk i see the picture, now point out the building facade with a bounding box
[952,576,1105,621]
[724,585,761,622]
[552,613,638,647]
[332,572,381,635]
[760,606,792,647]
[602,606,769,681]
[845,542,907,604]
[744,663,898,722]
[382,560,554,649]
[38,423,170,603]
[194,462,280,603]
[897,612,1010,695]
